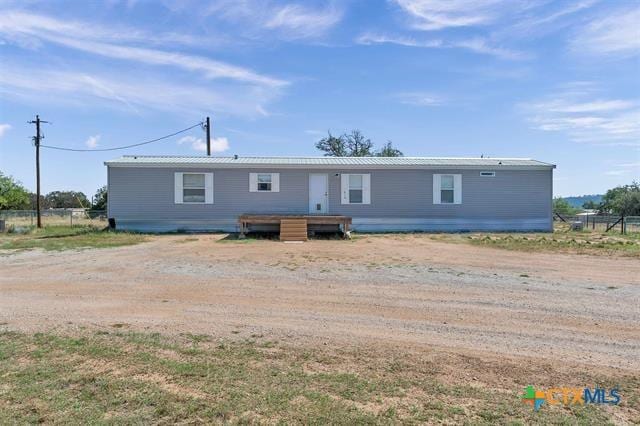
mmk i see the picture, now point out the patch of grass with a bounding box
[175,237,199,244]
[0,225,147,252]
[457,226,640,257]
[0,330,634,424]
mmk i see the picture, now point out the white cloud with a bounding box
[356,32,526,60]
[571,6,640,57]
[178,135,229,153]
[52,36,286,87]
[394,92,444,107]
[0,65,280,117]
[264,4,342,39]
[356,32,440,48]
[207,1,342,40]
[0,11,287,87]
[604,161,640,177]
[522,84,640,146]
[0,10,206,48]
[387,0,598,59]
[392,0,509,31]
[0,123,11,138]
[540,100,634,114]
[392,0,592,34]
[210,136,230,152]
[178,136,205,152]
[618,161,640,168]
[453,38,529,60]
[85,135,100,148]
[498,0,597,39]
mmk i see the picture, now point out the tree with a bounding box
[600,181,640,216]
[29,193,46,210]
[553,197,577,216]
[44,191,89,209]
[343,130,374,157]
[582,200,599,210]
[315,131,348,157]
[376,141,403,157]
[92,186,108,210]
[315,130,403,157]
[0,172,30,210]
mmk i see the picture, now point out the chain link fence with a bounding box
[0,209,108,229]
[554,214,640,234]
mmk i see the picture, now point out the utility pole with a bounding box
[205,116,211,156]
[28,115,49,228]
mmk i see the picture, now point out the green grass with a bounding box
[465,231,640,257]
[0,226,147,252]
[0,330,634,424]
[423,224,640,257]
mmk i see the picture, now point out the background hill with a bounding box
[563,194,603,208]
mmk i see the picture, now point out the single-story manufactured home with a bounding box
[105,156,555,233]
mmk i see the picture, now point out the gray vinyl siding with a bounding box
[108,166,552,232]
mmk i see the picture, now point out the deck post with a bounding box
[342,218,351,239]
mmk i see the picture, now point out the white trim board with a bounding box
[108,163,554,171]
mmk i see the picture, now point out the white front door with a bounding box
[309,174,328,214]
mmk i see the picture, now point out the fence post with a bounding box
[70,211,73,227]
[31,211,34,226]
[621,215,625,235]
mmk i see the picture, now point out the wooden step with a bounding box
[280,219,308,241]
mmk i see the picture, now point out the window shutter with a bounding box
[271,173,280,192]
[454,174,462,204]
[341,174,349,204]
[205,173,214,204]
[249,173,258,192]
[174,172,183,204]
[432,174,441,204]
[362,174,371,204]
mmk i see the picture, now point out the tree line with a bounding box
[553,181,640,217]
[315,130,403,157]
[0,172,107,210]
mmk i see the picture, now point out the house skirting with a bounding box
[112,217,551,233]
[351,218,551,232]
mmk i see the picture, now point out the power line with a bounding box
[40,122,204,152]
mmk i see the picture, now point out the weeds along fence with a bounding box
[554,214,640,234]
[0,209,108,228]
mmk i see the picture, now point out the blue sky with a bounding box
[0,0,638,198]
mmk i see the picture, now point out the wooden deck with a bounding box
[238,214,352,240]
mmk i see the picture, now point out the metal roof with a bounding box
[105,155,555,169]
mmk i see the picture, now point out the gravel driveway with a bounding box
[1,234,638,372]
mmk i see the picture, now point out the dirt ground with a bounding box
[1,234,638,372]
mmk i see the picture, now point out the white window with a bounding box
[440,175,454,203]
[349,174,363,203]
[174,172,213,204]
[341,174,371,204]
[249,173,280,192]
[480,171,496,177]
[258,174,272,191]
[433,174,461,205]
[183,173,205,203]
